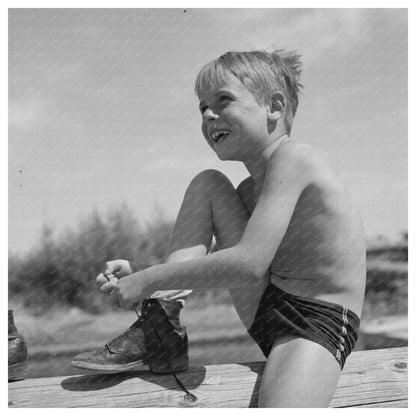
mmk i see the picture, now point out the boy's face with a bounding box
[198,73,272,161]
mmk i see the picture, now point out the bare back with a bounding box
[238,143,366,317]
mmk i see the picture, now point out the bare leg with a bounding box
[153,169,268,328]
[258,336,341,407]
[155,170,341,407]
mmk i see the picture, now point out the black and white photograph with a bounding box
[8,6,408,408]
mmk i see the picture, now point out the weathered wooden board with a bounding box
[8,347,407,408]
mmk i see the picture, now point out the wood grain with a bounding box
[8,347,407,408]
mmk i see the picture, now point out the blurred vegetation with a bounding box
[364,232,408,317]
[8,204,177,314]
[9,205,407,316]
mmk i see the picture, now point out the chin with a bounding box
[216,152,228,161]
[213,143,243,161]
[215,152,240,162]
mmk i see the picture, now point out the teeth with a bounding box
[211,129,231,142]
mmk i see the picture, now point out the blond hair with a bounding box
[195,49,303,134]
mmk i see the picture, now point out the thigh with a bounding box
[167,169,268,327]
[258,336,341,408]
[168,169,249,256]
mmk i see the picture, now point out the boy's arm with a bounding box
[107,145,317,308]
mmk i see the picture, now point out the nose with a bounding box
[202,108,219,122]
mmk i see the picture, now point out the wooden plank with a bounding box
[330,347,408,407]
[349,400,408,408]
[8,347,407,408]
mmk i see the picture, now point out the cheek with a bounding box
[201,125,214,149]
[223,106,250,128]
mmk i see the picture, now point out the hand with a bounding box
[97,263,154,310]
[96,259,133,292]
[103,259,133,279]
[115,273,151,310]
[96,259,134,307]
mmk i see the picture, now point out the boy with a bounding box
[72,50,366,407]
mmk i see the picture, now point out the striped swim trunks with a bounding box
[247,284,360,369]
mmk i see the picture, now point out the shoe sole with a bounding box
[70,359,147,373]
[8,362,28,381]
[71,356,189,374]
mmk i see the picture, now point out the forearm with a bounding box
[139,246,260,294]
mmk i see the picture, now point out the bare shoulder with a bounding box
[271,141,329,168]
[269,141,338,186]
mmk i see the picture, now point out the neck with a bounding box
[244,133,289,188]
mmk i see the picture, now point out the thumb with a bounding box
[100,277,119,294]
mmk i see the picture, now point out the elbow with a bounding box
[250,263,269,283]
[227,245,269,285]
[238,250,269,283]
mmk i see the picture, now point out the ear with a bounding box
[267,91,286,123]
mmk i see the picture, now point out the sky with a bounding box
[8,8,408,255]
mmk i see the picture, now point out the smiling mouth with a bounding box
[211,129,231,143]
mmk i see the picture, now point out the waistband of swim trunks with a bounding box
[267,283,361,326]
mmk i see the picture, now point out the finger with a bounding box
[104,273,115,282]
[99,277,119,293]
[99,282,114,293]
[97,273,115,285]
[96,273,110,286]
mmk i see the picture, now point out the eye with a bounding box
[220,95,231,102]
[199,104,208,115]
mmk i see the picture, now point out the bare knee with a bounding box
[184,169,248,249]
[188,169,235,196]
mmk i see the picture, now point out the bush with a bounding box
[8,204,175,313]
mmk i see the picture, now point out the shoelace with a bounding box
[135,305,197,403]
